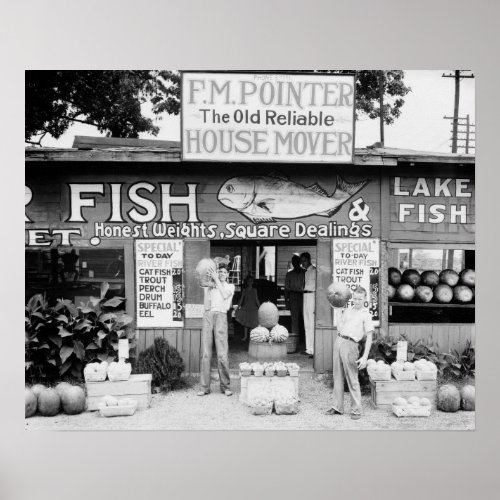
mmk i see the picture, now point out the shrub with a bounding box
[25,283,135,384]
[134,338,185,393]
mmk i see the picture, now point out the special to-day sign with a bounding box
[181,72,355,163]
[332,238,380,325]
[135,239,184,328]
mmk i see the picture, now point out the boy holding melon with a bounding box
[326,286,374,420]
[198,264,235,397]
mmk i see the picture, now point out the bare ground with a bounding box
[25,374,475,431]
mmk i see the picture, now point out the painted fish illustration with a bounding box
[217,172,370,223]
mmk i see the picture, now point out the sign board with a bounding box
[135,239,184,328]
[396,341,408,362]
[332,238,380,326]
[181,72,355,163]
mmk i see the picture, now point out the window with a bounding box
[25,248,125,307]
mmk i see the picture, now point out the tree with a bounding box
[316,70,411,125]
[25,71,180,145]
[25,70,410,146]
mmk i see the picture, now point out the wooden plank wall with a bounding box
[136,328,202,374]
[388,323,475,353]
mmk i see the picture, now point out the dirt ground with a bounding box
[25,373,475,431]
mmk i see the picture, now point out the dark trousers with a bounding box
[289,291,304,335]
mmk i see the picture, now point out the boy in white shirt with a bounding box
[198,265,235,396]
[326,286,374,419]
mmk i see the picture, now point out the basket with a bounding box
[107,372,131,382]
[392,403,431,418]
[264,369,275,377]
[391,368,416,381]
[288,369,299,377]
[240,369,252,377]
[248,403,273,416]
[275,401,299,415]
[276,369,287,377]
[286,333,299,354]
[416,369,437,381]
[253,369,264,377]
[368,367,391,381]
[98,400,138,417]
[84,372,107,382]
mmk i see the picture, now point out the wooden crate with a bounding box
[369,377,437,408]
[86,374,152,411]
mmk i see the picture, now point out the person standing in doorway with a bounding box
[326,286,374,420]
[235,276,260,341]
[300,252,316,358]
[198,264,235,397]
[284,255,305,340]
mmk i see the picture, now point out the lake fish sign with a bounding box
[218,172,369,223]
[181,72,355,163]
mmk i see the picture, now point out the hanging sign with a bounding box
[181,72,355,163]
[332,238,380,326]
[135,239,184,328]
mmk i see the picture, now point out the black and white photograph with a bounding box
[25,69,476,430]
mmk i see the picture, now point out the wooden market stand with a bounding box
[25,138,475,374]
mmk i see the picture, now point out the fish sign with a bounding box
[217,172,370,224]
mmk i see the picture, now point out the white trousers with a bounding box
[303,292,315,354]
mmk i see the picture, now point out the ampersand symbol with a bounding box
[349,197,370,222]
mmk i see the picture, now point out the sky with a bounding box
[39,70,476,154]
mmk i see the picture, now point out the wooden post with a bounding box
[379,174,391,337]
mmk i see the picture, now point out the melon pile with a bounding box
[99,395,136,407]
[84,360,131,382]
[25,383,86,418]
[367,359,391,380]
[393,396,432,407]
[437,384,475,412]
[388,267,475,305]
[249,302,289,344]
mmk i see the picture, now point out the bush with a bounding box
[25,284,135,384]
[134,338,185,393]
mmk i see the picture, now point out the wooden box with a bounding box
[86,374,152,411]
[369,377,437,409]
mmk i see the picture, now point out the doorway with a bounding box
[210,240,317,370]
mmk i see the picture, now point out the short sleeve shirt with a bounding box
[338,307,375,342]
[208,282,235,313]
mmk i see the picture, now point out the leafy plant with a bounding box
[25,283,135,383]
[441,341,475,379]
[134,337,185,393]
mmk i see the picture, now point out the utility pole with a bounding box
[442,70,475,153]
[379,70,385,146]
[444,114,476,153]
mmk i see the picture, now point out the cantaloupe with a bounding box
[258,302,279,329]
[403,362,414,371]
[408,396,420,405]
[37,388,61,416]
[437,384,460,412]
[420,398,431,407]
[25,388,37,417]
[460,385,475,411]
[393,397,407,406]
[61,386,86,415]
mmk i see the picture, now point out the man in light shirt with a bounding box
[326,286,374,420]
[198,265,235,397]
[300,252,316,358]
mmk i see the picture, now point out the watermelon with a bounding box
[388,267,402,286]
[460,385,475,411]
[195,258,217,287]
[31,384,46,400]
[437,384,461,412]
[402,269,421,287]
[421,270,440,287]
[25,388,37,417]
[258,302,279,329]
[61,386,86,415]
[393,397,407,406]
[55,382,72,397]
[37,388,61,416]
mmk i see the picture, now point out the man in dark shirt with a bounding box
[284,255,305,339]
